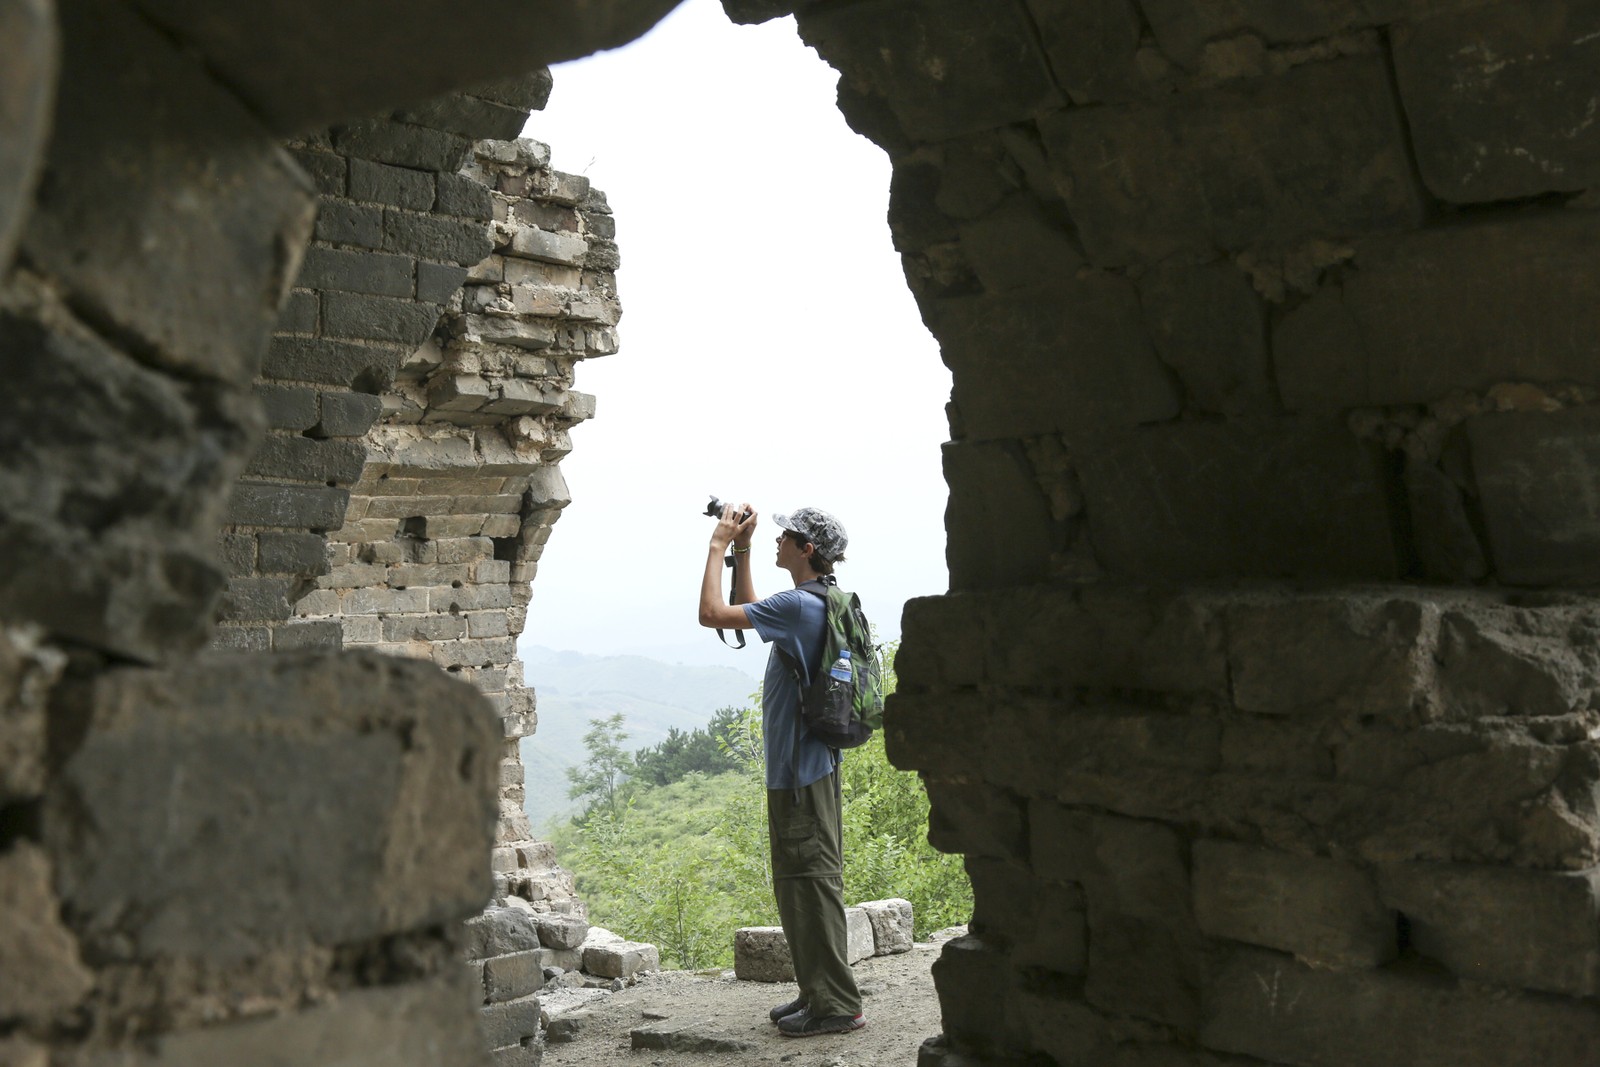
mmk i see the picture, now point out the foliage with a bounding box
[631,705,744,787]
[565,713,631,821]
[554,641,971,969]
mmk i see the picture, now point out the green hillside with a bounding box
[518,645,760,833]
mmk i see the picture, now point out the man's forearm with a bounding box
[699,545,728,625]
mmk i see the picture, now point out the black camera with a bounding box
[705,496,752,521]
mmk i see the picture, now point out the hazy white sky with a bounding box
[516,0,952,669]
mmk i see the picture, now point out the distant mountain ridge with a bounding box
[518,645,760,833]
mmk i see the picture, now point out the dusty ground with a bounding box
[539,930,958,1067]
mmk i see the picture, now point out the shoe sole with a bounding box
[779,1017,866,1038]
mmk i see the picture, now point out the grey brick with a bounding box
[314,390,384,438]
[243,436,368,484]
[347,157,434,210]
[255,383,320,431]
[321,291,441,346]
[396,94,529,141]
[333,118,472,172]
[435,173,494,220]
[257,531,330,575]
[481,995,542,1049]
[271,619,343,652]
[484,950,545,1003]
[210,625,271,652]
[218,533,257,577]
[276,289,317,333]
[228,481,350,531]
[216,576,293,623]
[315,200,385,249]
[469,68,554,112]
[384,210,493,265]
[288,147,346,197]
[297,246,414,297]
[383,615,468,642]
[417,262,469,303]
[262,336,406,389]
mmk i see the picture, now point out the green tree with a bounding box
[632,705,743,787]
[566,713,630,820]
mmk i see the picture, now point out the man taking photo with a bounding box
[697,501,865,1038]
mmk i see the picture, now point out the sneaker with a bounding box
[777,1009,866,1037]
[769,997,807,1024]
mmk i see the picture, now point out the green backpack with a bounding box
[777,577,885,749]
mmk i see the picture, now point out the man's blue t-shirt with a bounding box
[744,587,836,790]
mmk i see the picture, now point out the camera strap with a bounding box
[717,554,746,649]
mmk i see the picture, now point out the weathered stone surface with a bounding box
[1138,260,1275,417]
[482,993,543,1050]
[859,898,915,955]
[485,949,547,1003]
[0,843,93,1024]
[845,906,875,964]
[1193,840,1396,968]
[0,277,255,661]
[1274,213,1600,410]
[43,652,498,960]
[1077,420,1400,580]
[1137,0,1477,67]
[1434,603,1600,719]
[1225,594,1431,719]
[733,926,793,982]
[1466,409,1600,585]
[1023,0,1148,105]
[128,0,682,130]
[536,915,590,950]
[956,197,1087,294]
[0,625,63,803]
[1042,55,1423,266]
[1378,861,1600,997]
[582,935,658,979]
[932,935,1024,1052]
[631,1020,752,1053]
[1201,947,1600,1066]
[0,0,55,274]
[1394,1,1600,203]
[942,440,1057,590]
[21,0,316,385]
[924,779,1030,861]
[799,0,1063,142]
[932,277,1179,443]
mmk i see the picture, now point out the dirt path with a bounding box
[539,931,957,1067]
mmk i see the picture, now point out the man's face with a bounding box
[775,528,808,568]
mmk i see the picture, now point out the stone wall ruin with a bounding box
[3,1,1600,1065]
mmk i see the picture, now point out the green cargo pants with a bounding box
[767,770,862,1020]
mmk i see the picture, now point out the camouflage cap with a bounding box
[773,506,848,562]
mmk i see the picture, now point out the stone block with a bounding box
[398,93,529,142]
[0,626,64,804]
[313,389,384,438]
[297,246,415,298]
[0,843,93,1024]
[1393,2,1600,203]
[257,382,321,431]
[536,915,590,950]
[932,276,1179,443]
[931,935,1022,1051]
[859,898,914,955]
[1193,840,1395,969]
[1466,409,1600,585]
[629,1019,751,1053]
[43,652,499,960]
[924,780,1028,862]
[315,199,386,249]
[733,926,793,982]
[463,315,557,351]
[288,146,346,196]
[942,440,1056,590]
[1078,419,1400,581]
[69,972,486,1067]
[272,619,342,652]
[385,209,494,265]
[1200,946,1600,1066]
[884,690,991,778]
[257,531,327,575]
[333,118,472,172]
[582,938,658,979]
[465,906,543,960]
[471,69,555,112]
[0,0,52,269]
[1016,880,1088,977]
[347,157,435,210]
[277,288,317,332]
[1378,861,1600,997]
[1024,0,1148,105]
[322,291,442,346]
[1138,259,1273,416]
[799,0,1063,141]
[1225,593,1431,719]
[480,993,543,1050]
[485,949,547,1003]
[510,226,588,266]
[1041,54,1423,266]
[228,480,351,532]
[1274,213,1600,410]
[436,172,495,220]
[844,906,875,964]
[244,435,368,484]
[19,0,316,386]
[895,594,988,688]
[1433,604,1600,720]
[417,262,471,303]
